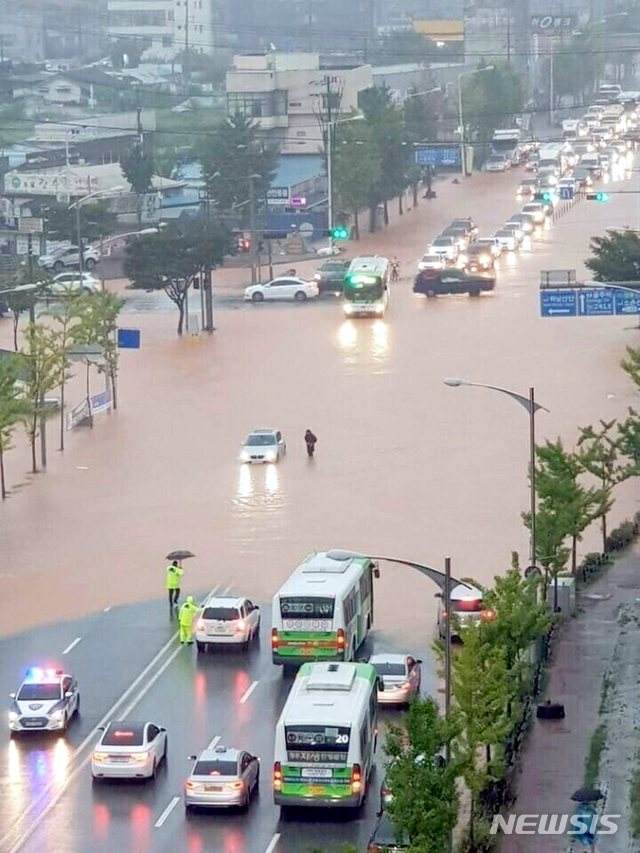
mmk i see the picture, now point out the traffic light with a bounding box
[541,191,554,202]
[586,192,610,202]
[331,226,350,240]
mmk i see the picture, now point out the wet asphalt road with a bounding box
[1,158,640,852]
[0,597,439,853]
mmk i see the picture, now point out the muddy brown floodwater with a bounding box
[1,167,639,644]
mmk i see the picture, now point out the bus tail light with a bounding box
[273,761,282,791]
[337,628,346,650]
[351,763,362,793]
[271,629,279,649]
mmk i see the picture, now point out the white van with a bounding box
[579,153,602,177]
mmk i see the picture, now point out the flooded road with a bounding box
[0,166,638,647]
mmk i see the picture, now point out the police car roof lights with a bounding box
[25,667,64,682]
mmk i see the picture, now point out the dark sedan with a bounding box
[414,268,495,297]
[313,259,349,294]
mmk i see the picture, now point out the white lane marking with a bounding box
[201,583,220,606]
[221,583,232,595]
[265,833,281,853]
[239,680,259,704]
[117,644,182,719]
[103,606,111,612]
[0,629,179,851]
[62,637,82,655]
[207,734,221,750]
[154,797,180,829]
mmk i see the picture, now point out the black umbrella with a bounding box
[571,787,603,803]
[166,550,196,562]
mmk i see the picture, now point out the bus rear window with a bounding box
[280,597,334,619]
[285,725,350,763]
[453,598,483,613]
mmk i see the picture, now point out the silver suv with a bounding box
[38,245,100,272]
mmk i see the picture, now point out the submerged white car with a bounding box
[370,653,422,706]
[240,429,286,463]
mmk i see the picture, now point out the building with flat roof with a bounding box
[226,52,373,155]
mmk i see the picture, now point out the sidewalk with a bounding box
[499,542,640,853]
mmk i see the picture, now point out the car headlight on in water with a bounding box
[373,303,384,313]
[266,451,277,461]
[241,450,250,462]
[479,254,490,264]
[344,303,355,314]
[8,711,18,723]
[50,709,65,721]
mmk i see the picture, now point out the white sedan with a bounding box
[91,720,167,781]
[417,253,446,273]
[244,277,319,303]
[48,272,101,295]
[241,429,286,463]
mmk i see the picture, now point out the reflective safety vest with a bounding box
[179,602,198,626]
[166,565,184,589]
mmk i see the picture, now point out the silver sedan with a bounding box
[185,746,260,810]
[370,653,422,706]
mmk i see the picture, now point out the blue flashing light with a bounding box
[26,667,43,682]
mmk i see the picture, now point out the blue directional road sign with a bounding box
[117,328,141,349]
[614,288,640,315]
[559,186,574,200]
[540,289,577,317]
[577,288,614,316]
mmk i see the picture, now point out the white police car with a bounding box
[9,668,80,734]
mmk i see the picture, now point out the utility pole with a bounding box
[136,87,143,144]
[27,235,35,323]
[325,75,335,252]
[184,0,190,94]
[444,555,453,853]
[203,185,214,331]
[248,174,258,285]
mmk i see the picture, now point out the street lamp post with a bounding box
[443,378,549,567]
[69,186,123,275]
[457,66,494,178]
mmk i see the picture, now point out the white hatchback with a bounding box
[195,595,260,652]
[91,720,167,780]
[244,277,319,303]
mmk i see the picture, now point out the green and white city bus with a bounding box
[271,550,376,667]
[342,256,390,317]
[273,661,378,808]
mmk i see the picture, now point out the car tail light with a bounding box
[441,610,448,619]
[271,629,279,649]
[351,763,362,793]
[185,780,198,790]
[273,761,282,791]
[196,620,205,631]
[228,781,244,790]
[93,752,107,762]
[235,619,246,632]
[368,845,382,852]
[400,682,411,690]
[132,752,150,762]
[481,608,497,622]
[337,628,345,650]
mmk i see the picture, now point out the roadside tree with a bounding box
[45,200,117,245]
[20,323,64,473]
[120,143,154,226]
[577,420,635,551]
[461,61,523,149]
[3,288,36,351]
[332,122,381,240]
[585,229,640,282]
[0,356,27,499]
[70,290,125,412]
[46,291,84,450]
[198,113,278,214]
[124,221,230,335]
[450,625,511,848]
[360,86,407,228]
[384,697,459,851]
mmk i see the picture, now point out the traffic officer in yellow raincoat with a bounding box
[178,596,199,644]
[166,560,184,611]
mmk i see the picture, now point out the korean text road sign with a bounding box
[540,290,577,317]
[577,289,614,316]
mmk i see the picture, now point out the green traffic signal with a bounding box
[541,191,553,202]
[331,226,350,240]
[586,192,610,202]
